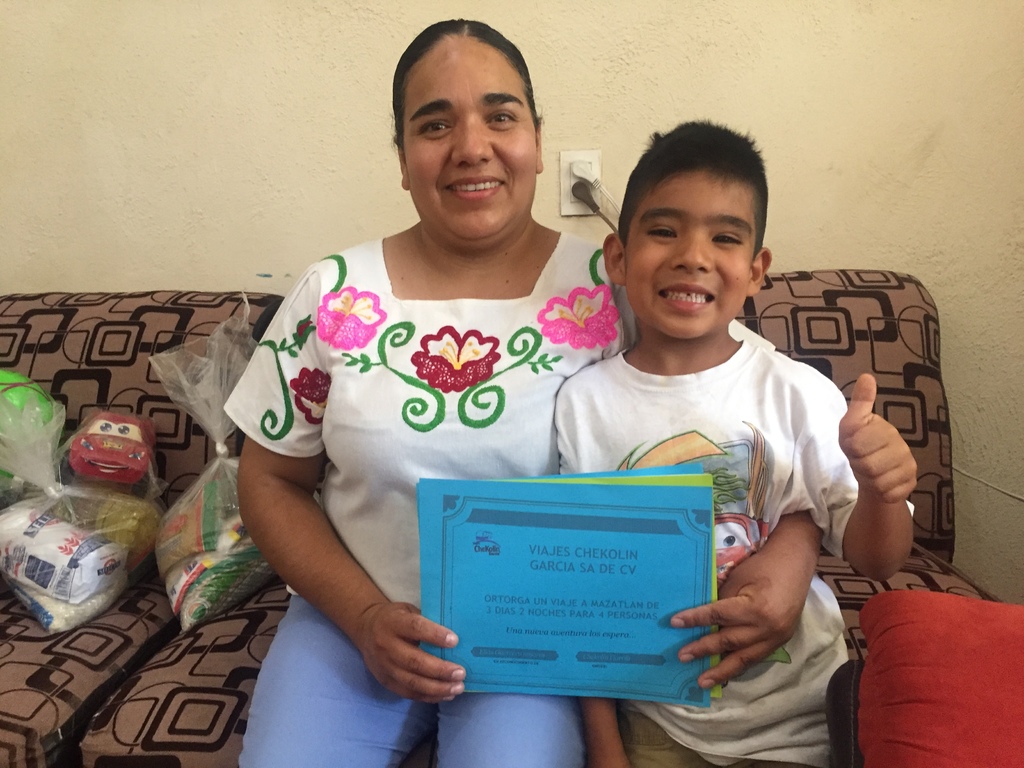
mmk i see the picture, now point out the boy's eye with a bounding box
[647,226,676,238]
[713,234,743,245]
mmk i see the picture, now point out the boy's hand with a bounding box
[839,374,917,503]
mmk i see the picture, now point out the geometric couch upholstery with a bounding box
[0,291,280,768]
[0,272,993,768]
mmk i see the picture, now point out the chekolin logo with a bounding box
[473,531,501,556]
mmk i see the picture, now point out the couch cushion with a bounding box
[0,291,281,767]
[814,545,993,660]
[79,579,288,768]
[856,590,1024,767]
[742,271,954,560]
[0,572,176,768]
[79,580,434,768]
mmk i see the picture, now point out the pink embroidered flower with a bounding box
[411,326,501,393]
[317,287,386,350]
[537,285,619,349]
[290,367,331,424]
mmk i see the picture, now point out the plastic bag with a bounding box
[0,397,131,632]
[150,299,275,631]
[0,370,55,507]
[56,410,165,584]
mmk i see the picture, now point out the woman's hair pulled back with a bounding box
[391,19,539,150]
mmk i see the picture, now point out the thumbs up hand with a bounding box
[838,374,918,504]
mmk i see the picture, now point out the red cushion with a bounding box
[858,590,1024,767]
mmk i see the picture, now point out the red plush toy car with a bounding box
[68,411,156,485]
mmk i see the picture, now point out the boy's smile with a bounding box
[605,170,771,376]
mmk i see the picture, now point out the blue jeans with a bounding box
[239,594,585,767]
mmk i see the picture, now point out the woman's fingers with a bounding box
[357,601,466,701]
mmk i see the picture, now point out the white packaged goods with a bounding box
[0,505,128,604]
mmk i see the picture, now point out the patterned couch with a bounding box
[0,272,993,768]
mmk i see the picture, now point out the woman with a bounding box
[226,19,820,768]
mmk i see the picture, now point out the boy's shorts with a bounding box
[617,707,816,768]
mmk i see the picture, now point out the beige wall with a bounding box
[3,1,1023,602]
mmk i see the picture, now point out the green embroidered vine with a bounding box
[378,322,447,433]
[457,326,543,428]
[257,314,315,440]
[325,254,347,292]
[529,353,563,373]
[256,254,346,441]
[588,248,605,287]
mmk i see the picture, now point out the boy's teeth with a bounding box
[453,181,500,191]
[664,291,709,303]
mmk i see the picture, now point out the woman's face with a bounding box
[399,36,543,249]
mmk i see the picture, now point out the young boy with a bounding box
[554,121,917,768]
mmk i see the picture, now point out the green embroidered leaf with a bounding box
[342,353,374,373]
[530,353,563,373]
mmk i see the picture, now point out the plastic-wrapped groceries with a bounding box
[0,395,135,632]
[149,300,275,631]
[0,502,129,632]
[0,504,127,604]
[66,490,163,584]
[55,410,165,585]
[154,454,274,630]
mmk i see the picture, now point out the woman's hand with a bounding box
[670,510,821,688]
[355,601,466,703]
[238,440,465,702]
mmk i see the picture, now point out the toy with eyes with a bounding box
[68,411,157,486]
[714,511,770,585]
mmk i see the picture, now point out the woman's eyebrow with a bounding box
[482,92,525,108]
[409,99,451,122]
[408,92,523,123]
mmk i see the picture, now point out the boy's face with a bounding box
[605,170,771,374]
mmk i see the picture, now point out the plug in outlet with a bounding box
[560,149,601,216]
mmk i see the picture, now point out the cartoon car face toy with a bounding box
[714,512,769,584]
[69,412,156,485]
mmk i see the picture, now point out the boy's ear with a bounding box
[603,232,627,286]
[747,247,772,296]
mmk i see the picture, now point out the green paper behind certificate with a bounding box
[418,472,715,705]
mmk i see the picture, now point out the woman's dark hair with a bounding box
[391,19,540,150]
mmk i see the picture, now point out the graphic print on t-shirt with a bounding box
[616,423,792,665]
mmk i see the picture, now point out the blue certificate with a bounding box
[418,473,715,705]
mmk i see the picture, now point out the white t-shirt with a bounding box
[555,343,859,768]
[225,233,625,606]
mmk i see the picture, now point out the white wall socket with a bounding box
[559,149,601,216]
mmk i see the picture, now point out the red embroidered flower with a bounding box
[537,284,619,349]
[411,326,501,393]
[290,367,331,424]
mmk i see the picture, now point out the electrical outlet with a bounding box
[560,149,601,216]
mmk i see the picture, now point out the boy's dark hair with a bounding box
[392,19,540,150]
[618,120,768,252]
